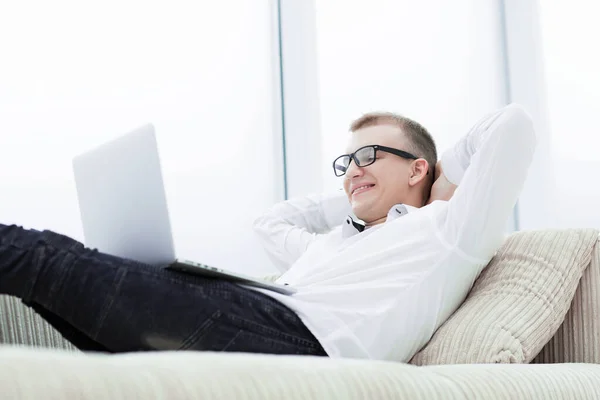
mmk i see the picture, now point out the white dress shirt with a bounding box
[249,104,537,362]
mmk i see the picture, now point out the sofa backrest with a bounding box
[411,229,598,365]
[533,236,600,363]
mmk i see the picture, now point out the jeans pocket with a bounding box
[227,313,321,350]
[179,310,224,350]
[220,330,311,355]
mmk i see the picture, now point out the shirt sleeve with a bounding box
[439,103,537,261]
[253,190,351,273]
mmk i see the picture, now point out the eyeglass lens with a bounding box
[334,146,375,176]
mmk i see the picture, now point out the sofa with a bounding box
[1,228,600,399]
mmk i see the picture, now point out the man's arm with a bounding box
[436,104,537,261]
[253,190,351,273]
[427,161,457,204]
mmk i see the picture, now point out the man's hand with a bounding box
[426,160,458,205]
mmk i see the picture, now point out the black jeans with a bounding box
[0,224,327,356]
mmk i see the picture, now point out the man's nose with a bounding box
[345,159,364,178]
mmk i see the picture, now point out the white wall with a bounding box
[538,1,600,229]
[0,0,283,275]
[313,0,507,193]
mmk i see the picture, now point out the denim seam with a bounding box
[180,309,223,350]
[226,313,321,350]
[44,247,77,305]
[92,266,128,340]
[18,231,82,305]
[220,329,244,352]
[124,267,212,295]
[228,284,297,315]
[221,329,314,354]
[21,244,70,305]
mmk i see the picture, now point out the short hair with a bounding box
[350,112,437,186]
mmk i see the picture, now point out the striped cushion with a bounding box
[0,296,76,351]
[411,229,599,365]
[533,233,600,363]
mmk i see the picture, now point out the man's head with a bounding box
[336,112,437,226]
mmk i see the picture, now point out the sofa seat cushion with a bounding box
[1,346,600,399]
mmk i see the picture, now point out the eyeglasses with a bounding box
[332,145,422,177]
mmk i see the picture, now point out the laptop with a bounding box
[72,124,296,295]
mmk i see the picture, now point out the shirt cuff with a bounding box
[440,146,467,185]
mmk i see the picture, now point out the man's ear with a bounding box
[408,159,429,187]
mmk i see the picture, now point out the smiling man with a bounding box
[340,113,439,224]
[252,103,536,361]
[0,104,535,362]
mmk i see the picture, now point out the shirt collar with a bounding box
[341,203,417,238]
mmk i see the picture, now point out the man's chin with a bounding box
[351,204,371,222]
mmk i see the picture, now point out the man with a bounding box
[0,104,535,362]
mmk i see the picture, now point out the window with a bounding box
[0,0,283,274]
[314,0,507,192]
[538,1,600,228]
[540,1,600,162]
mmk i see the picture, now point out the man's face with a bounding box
[342,124,414,224]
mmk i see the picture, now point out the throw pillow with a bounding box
[410,228,599,364]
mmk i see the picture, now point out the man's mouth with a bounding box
[352,184,375,196]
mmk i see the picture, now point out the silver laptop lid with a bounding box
[72,124,176,266]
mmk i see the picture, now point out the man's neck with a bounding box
[365,216,387,227]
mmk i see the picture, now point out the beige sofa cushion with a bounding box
[534,234,600,363]
[411,229,599,365]
[2,346,600,400]
[0,296,77,351]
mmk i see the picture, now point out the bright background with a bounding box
[538,1,600,228]
[0,0,282,275]
[314,0,506,191]
[0,0,594,275]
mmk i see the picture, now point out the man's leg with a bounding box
[0,224,326,356]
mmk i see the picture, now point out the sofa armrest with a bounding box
[0,295,78,351]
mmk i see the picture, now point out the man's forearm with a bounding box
[427,161,458,205]
[255,190,350,235]
[253,190,351,272]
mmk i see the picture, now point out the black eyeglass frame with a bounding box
[332,144,425,177]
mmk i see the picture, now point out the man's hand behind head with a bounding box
[426,161,458,205]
